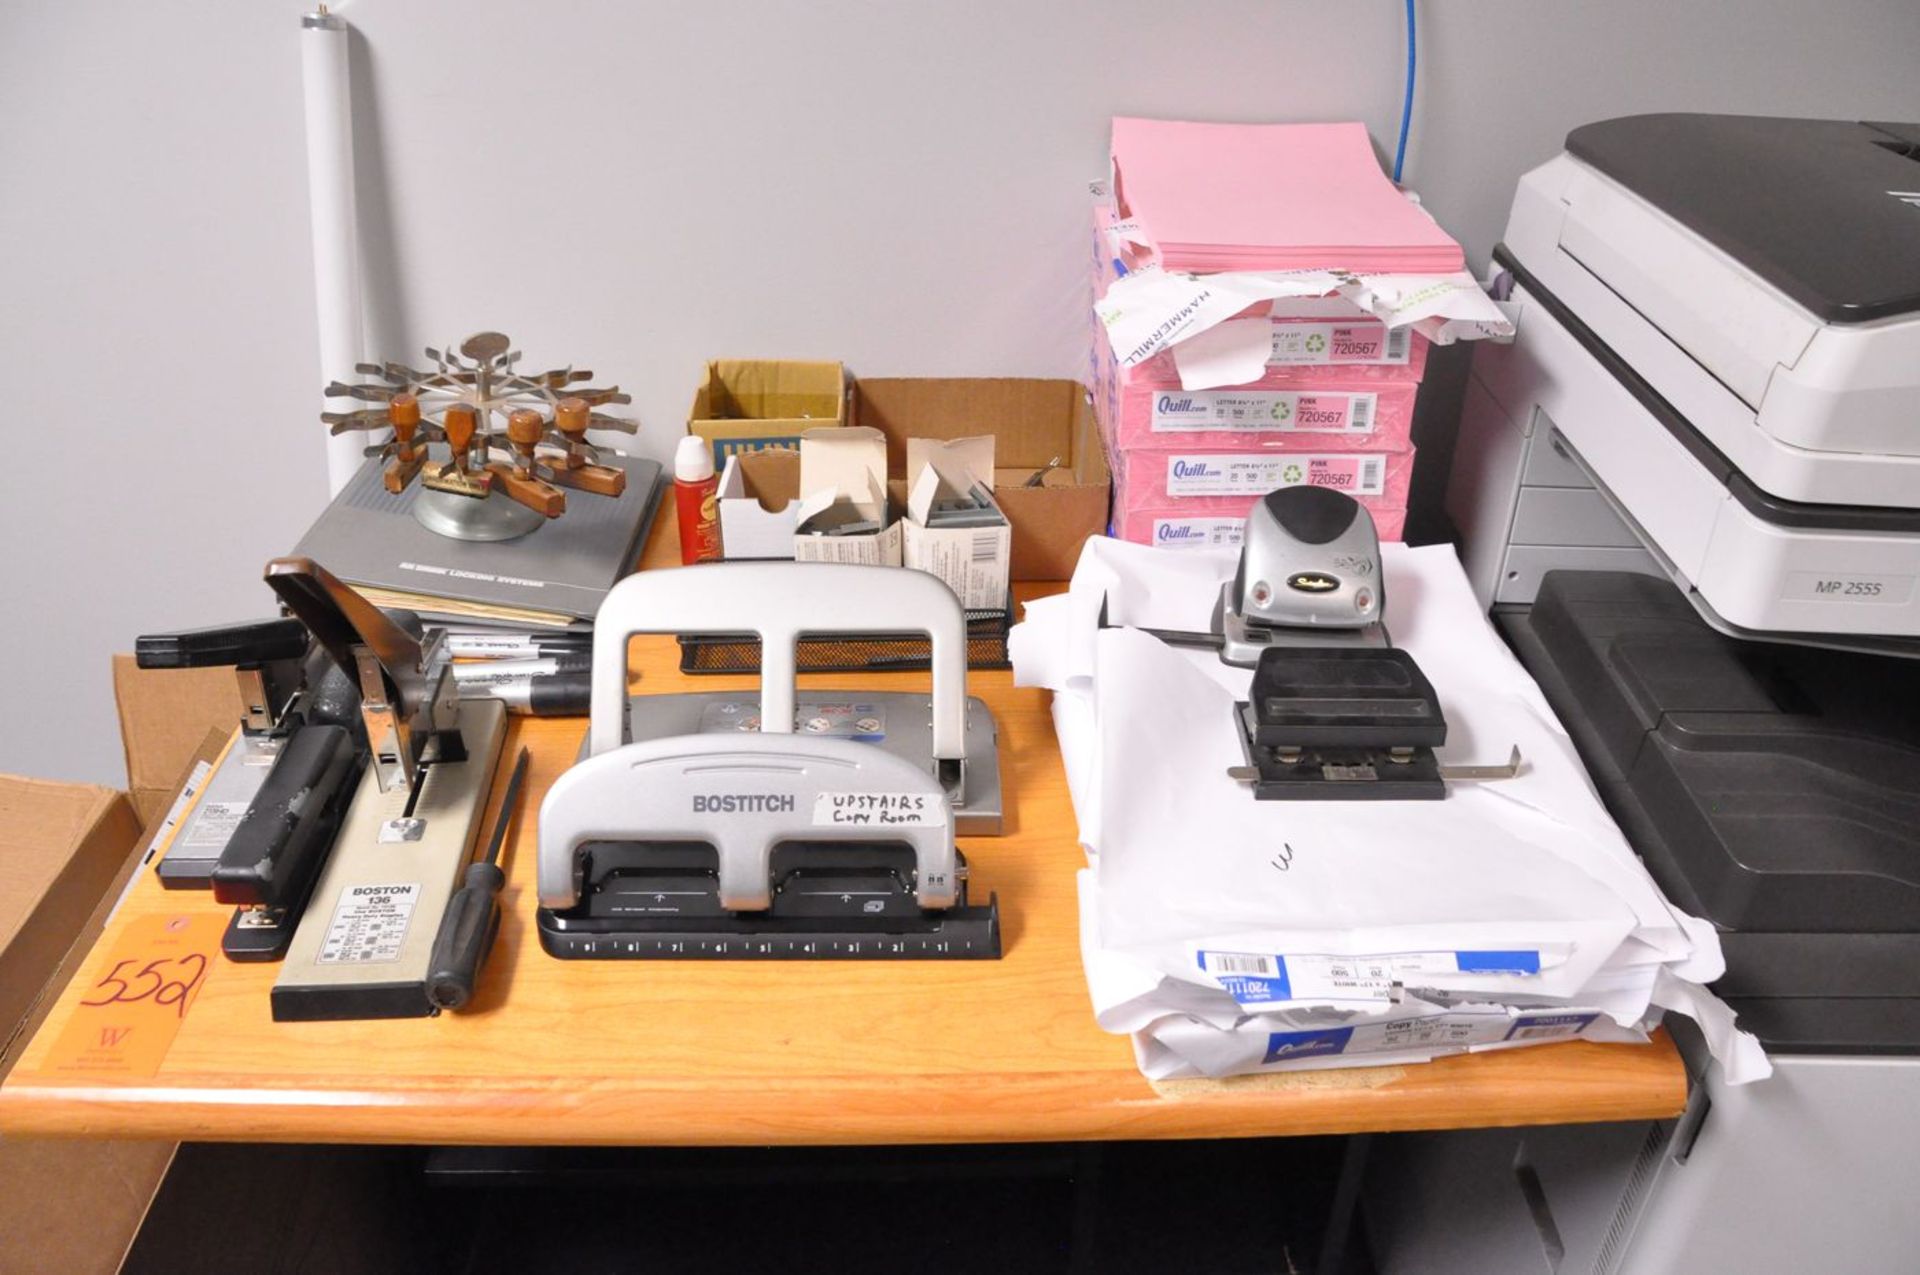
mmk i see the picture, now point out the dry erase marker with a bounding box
[451,654,589,685]
[444,633,591,659]
[471,671,592,716]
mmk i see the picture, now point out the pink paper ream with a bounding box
[1115,501,1408,547]
[1113,445,1416,509]
[1091,212,1430,388]
[1109,118,1465,275]
[1109,383,1418,453]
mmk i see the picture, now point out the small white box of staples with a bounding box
[902,435,1010,610]
[791,427,902,566]
[717,447,801,560]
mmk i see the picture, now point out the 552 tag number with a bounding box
[80,954,208,1019]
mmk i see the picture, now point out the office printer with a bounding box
[1454,113,1920,647]
[1399,114,1920,1275]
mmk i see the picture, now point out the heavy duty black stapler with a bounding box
[134,616,367,959]
[535,562,1002,960]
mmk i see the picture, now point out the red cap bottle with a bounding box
[673,435,722,565]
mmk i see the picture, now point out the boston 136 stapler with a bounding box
[259,558,507,1020]
[535,562,1002,959]
[1124,486,1517,800]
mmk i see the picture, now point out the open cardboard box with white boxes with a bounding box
[853,377,1111,582]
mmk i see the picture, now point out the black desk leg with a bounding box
[1315,1133,1373,1274]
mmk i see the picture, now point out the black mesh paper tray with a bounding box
[677,601,1012,674]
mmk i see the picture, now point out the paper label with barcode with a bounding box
[1150,391,1379,433]
[1164,453,1387,497]
[902,522,1009,610]
[1267,321,1411,366]
[1503,1012,1601,1042]
[1199,949,1542,1007]
[316,883,420,965]
[1150,518,1245,549]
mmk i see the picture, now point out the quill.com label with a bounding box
[1151,391,1377,433]
[1164,454,1387,497]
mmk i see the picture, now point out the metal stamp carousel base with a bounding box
[412,485,545,542]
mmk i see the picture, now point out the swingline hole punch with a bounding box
[1111,486,1520,800]
[536,562,1002,959]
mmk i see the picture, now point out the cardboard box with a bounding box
[792,426,902,566]
[689,359,847,469]
[852,378,1112,581]
[717,447,802,560]
[111,655,243,829]
[0,775,175,1274]
[0,777,142,1053]
[902,436,1012,610]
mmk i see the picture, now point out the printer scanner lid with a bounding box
[1567,114,1920,325]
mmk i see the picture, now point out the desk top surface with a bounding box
[0,519,1684,1145]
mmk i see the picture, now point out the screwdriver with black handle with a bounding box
[426,746,530,1011]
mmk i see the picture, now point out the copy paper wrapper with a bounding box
[1096,264,1514,370]
[1113,446,1415,510]
[1076,862,1675,1040]
[1110,384,1418,453]
[1114,503,1407,548]
[1133,1002,1649,1080]
[1009,537,1771,1083]
[1092,215,1432,391]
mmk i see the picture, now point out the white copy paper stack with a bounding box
[1010,537,1770,1083]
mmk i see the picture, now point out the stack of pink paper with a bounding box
[1089,215,1426,452]
[1088,204,1424,549]
[1110,118,1464,275]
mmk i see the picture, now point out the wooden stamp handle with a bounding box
[388,393,421,457]
[507,408,544,449]
[555,397,589,439]
[443,404,477,459]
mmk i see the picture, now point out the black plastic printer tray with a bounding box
[1499,570,1920,1054]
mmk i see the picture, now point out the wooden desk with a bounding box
[0,521,1684,1146]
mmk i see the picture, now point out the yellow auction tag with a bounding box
[41,912,225,1079]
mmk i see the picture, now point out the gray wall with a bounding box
[4,0,1918,786]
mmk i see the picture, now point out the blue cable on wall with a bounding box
[1392,0,1416,183]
